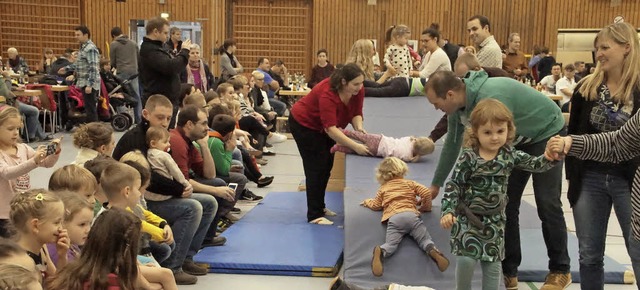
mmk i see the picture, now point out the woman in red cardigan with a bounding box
[289,63,371,225]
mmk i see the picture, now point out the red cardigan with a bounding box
[290,78,364,132]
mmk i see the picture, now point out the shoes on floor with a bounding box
[324,208,337,216]
[231,207,241,213]
[267,132,287,144]
[309,217,333,225]
[427,247,449,272]
[182,260,208,276]
[256,176,274,188]
[371,246,384,276]
[201,236,227,248]
[173,270,197,285]
[241,190,264,201]
[224,212,239,222]
[504,275,518,290]
[255,158,269,165]
[540,272,571,290]
[262,147,276,156]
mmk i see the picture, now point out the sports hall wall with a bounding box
[1,0,639,76]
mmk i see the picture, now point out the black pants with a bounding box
[83,86,98,122]
[289,114,335,222]
[364,78,410,97]
[238,146,263,183]
[0,219,10,238]
[238,116,269,150]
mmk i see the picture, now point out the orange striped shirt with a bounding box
[363,178,432,222]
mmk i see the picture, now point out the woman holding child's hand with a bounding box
[289,63,368,225]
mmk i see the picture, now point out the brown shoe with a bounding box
[173,270,197,285]
[427,247,449,272]
[540,272,571,290]
[182,260,208,276]
[371,246,384,276]
[504,275,518,290]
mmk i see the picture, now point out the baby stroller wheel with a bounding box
[111,113,131,132]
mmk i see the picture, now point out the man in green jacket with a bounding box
[424,70,571,289]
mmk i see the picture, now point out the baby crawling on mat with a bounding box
[361,157,449,277]
[330,129,435,162]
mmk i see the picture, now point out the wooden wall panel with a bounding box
[0,0,80,72]
[231,0,311,76]
[80,0,225,73]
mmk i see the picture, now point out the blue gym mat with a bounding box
[342,97,632,288]
[193,191,344,276]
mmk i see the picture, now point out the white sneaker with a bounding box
[267,133,287,144]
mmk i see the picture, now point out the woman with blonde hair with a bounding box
[566,21,640,288]
[346,39,396,89]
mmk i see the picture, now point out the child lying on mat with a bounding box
[361,157,449,277]
[330,129,435,162]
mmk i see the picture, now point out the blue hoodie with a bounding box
[432,70,564,187]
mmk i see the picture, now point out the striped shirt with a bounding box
[568,111,640,239]
[66,40,101,90]
[363,179,432,222]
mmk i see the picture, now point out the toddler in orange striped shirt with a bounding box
[361,157,449,277]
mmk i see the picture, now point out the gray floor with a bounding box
[29,131,636,290]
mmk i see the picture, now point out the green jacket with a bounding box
[432,70,564,187]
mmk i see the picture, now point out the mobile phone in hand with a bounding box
[228,183,238,191]
[46,142,58,156]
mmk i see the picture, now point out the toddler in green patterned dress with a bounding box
[440,99,557,290]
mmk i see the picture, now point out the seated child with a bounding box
[146,126,192,193]
[362,157,449,276]
[331,129,435,162]
[0,263,41,290]
[97,162,177,290]
[46,191,93,267]
[0,238,39,280]
[440,99,557,289]
[48,164,100,214]
[83,155,118,215]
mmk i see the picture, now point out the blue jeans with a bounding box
[268,97,286,116]
[17,101,45,139]
[193,177,233,240]
[502,135,570,276]
[116,72,142,124]
[455,256,502,290]
[574,170,633,289]
[150,240,175,264]
[146,194,217,272]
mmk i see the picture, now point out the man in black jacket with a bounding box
[163,26,183,57]
[139,17,191,128]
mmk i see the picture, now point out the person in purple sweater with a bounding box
[308,49,335,88]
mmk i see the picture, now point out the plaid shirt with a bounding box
[476,35,503,68]
[67,40,101,90]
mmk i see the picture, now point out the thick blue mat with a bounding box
[193,191,344,276]
[342,97,631,288]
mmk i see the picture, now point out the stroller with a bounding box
[105,73,138,132]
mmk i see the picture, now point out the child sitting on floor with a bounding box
[362,157,449,276]
[330,129,435,162]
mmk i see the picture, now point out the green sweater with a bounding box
[432,70,564,187]
[204,133,233,176]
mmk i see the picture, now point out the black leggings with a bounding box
[364,78,410,97]
[238,146,263,183]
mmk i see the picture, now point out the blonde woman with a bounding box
[346,39,396,87]
[566,21,640,288]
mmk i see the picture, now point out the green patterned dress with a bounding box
[441,146,556,262]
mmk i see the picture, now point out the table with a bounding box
[548,95,563,102]
[13,89,42,97]
[279,89,311,109]
[51,85,70,92]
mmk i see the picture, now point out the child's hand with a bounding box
[418,197,432,212]
[163,225,174,244]
[440,213,456,229]
[545,135,567,160]
[360,200,368,207]
[56,228,70,255]
[34,145,47,164]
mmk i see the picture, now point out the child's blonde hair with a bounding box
[145,126,170,148]
[72,122,113,150]
[0,105,21,128]
[9,189,61,233]
[0,263,39,289]
[385,24,411,44]
[375,157,408,185]
[119,150,150,170]
[463,98,516,148]
[99,163,140,200]
[413,137,435,156]
[56,191,93,223]
[48,165,98,201]
[346,39,375,81]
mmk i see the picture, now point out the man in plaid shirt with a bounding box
[59,25,101,122]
